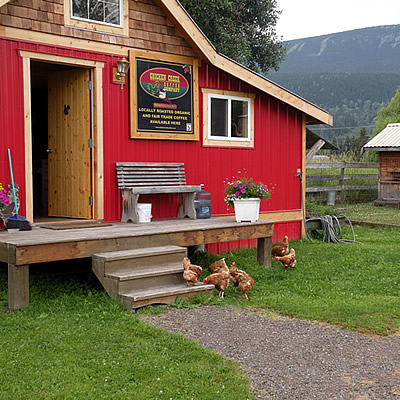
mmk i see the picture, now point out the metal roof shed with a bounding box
[362,123,400,206]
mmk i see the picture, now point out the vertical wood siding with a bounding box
[0,38,303,247]
[0,39,25,213]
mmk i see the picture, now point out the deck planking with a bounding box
[0,217,274,309]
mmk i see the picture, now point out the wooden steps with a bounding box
[92,245,214,310]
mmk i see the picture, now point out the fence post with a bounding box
[326,191,335,205]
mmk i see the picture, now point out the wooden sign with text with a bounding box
[136,58,194,136]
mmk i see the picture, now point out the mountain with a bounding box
[268,25,400,147]
[276,25,400,73]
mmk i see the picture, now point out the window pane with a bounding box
[89,0,103,22]
[231,100,248,138]
[211,98,228,137]
[72,0,121,25]
[72,0,88,19]
[105,2,120,24]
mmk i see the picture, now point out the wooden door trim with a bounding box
[19,50,105,222]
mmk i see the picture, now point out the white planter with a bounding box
[233,198,261,222]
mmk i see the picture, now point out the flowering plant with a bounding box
[0,182,10,211]
[223,171,273,209]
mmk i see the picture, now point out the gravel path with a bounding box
[141,306,400,399]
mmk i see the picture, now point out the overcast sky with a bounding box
[276,0,400,41]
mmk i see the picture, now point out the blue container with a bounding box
[194,184,211,219]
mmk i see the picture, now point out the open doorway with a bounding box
[31,61,93,221]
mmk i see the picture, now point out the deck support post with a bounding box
[257,237,272,268]
[8,263,29,309]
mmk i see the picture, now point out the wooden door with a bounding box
[48,68,92,218]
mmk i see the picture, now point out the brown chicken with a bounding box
[229,262,254,300]
[207,258,229,274]
[229,262,251,288]
[182,257,202,285]
[237,273,255,300]
[274,248,296,271]
[183,257,202,281]
[203,271,229,298]
[271,235,289,257]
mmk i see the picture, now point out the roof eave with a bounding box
[363,147,400,152]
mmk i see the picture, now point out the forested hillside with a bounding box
[268,25,400,149]
[270,72,400,143]
[277,25,400,73]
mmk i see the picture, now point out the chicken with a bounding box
[237,273,255,300]
[229,262,254,300]
[182,257,202,285]
[229,262,251,289]
[183,257,202,281]
[203,271,229,298]
[274,248,296,271]
[206,258,229,274]
[271,235,289,257]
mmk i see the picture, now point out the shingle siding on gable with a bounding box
[0,0,197,57]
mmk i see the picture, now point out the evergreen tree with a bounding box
[179,0,286,74]
[374,86,400,134]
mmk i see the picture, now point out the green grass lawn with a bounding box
[186,224,400,336]
[307,201,400,226]
[0,269,251,400]
[1,205,399,398]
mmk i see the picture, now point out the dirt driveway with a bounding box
[141,305,400,399]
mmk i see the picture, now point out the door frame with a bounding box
[19,50,105,222]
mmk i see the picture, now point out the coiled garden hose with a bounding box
[305,214,358,243]
[297,169,359,244]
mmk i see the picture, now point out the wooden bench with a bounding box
[116,162,202,223]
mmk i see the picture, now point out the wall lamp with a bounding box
[113,57,130,90]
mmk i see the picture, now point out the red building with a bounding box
[0,0,332,251]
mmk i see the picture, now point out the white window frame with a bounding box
[71,0,123,28]
[202,88,255,148]
[64,0,129,36]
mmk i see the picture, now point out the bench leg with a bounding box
[121,190,139,223]
[257,237,272,268]
[178,193,196,219]
[8,263,29,309]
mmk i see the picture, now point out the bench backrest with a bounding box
[116,162,188,189]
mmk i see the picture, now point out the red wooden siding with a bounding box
[0,39,25,213]
[0,38,303,248]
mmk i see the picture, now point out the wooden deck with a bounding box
[0,217,274,309]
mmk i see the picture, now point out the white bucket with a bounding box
[137,203,152,223]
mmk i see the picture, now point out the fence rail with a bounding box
[305,162,378,199]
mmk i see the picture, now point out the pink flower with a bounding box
[241,188,246,194]
[235,191,240,196]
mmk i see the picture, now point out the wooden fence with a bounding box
[305,162,378,204]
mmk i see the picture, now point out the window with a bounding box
[72,0,122,26]
[202,89,255,147]
[64,0,128,36]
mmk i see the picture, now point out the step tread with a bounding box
[121,282,215,301]
[93,245,186,261]
[105,262,183,281]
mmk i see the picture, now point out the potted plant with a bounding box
[0,182,11,228]
[224,171,273,222]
